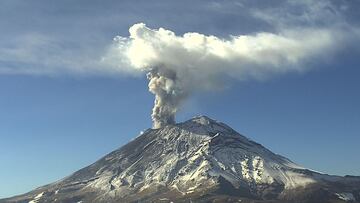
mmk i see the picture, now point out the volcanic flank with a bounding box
[2,116,360,203]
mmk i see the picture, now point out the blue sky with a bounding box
[0,0,360,198]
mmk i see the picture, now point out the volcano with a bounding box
[2,116,360,203]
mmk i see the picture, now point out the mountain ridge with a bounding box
[2,116,360,203]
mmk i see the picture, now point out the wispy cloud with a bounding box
[0,0,358,77]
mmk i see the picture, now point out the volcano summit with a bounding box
[2,116,360,203]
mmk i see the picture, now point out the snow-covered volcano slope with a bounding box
[2,116,360,203]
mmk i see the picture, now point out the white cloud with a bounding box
[0,33,131,76]
[107,23,338,84]
[103,21,351,127]
[1,0,358,127]
[251,0,349,30]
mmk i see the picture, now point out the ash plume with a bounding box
[147,68,186,128]
[0,0,358,129]
[107,23,342,128]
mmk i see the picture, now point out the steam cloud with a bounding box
[108,23,339,128]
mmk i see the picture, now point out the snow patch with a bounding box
[283,171,316,188]
[28,192,44,203]
[335,193,355,201]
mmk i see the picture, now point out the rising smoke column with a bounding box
[147,67,186,128]
[107,23,341,128]
[0,0,356,128]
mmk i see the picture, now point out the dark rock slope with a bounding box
[2,116,360,203]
